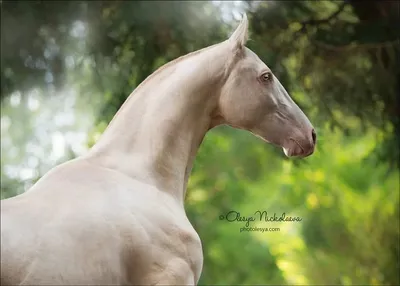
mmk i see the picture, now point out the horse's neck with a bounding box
[86,43,228,204]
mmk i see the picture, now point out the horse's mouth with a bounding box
[283,139,314,158]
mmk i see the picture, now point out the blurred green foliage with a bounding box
[1,1,399,285]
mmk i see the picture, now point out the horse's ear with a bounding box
[228,13,249,52]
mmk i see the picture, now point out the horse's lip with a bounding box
[253,133,314,158]
[283,139,313,158]
[283,147,306,158]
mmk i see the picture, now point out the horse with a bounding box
[1,14,316,285]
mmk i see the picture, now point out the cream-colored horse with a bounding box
[1,14,316,285]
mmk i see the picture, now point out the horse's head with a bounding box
[216,14,316,158]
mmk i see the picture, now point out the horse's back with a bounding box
[0,191,127,285]
[0,159,139,285]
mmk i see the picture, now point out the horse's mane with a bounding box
[105,42,224,126]
[134,42,222,92]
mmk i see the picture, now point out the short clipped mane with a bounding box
[107,42,224,125]
[133,43,221,92]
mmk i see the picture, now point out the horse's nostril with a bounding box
[311,129,317,145]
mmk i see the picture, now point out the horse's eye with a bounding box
[261,72,272,82]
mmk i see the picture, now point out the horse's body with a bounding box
[1,159,201,285]
[1,15,316,285]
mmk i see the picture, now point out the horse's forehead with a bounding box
[242,48,268,69]
[244,48,259,59]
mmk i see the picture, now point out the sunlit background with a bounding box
[1,1,399,285]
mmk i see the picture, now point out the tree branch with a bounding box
[295,2,348,36]
[311,39,400,52]
[303,2,347,26]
